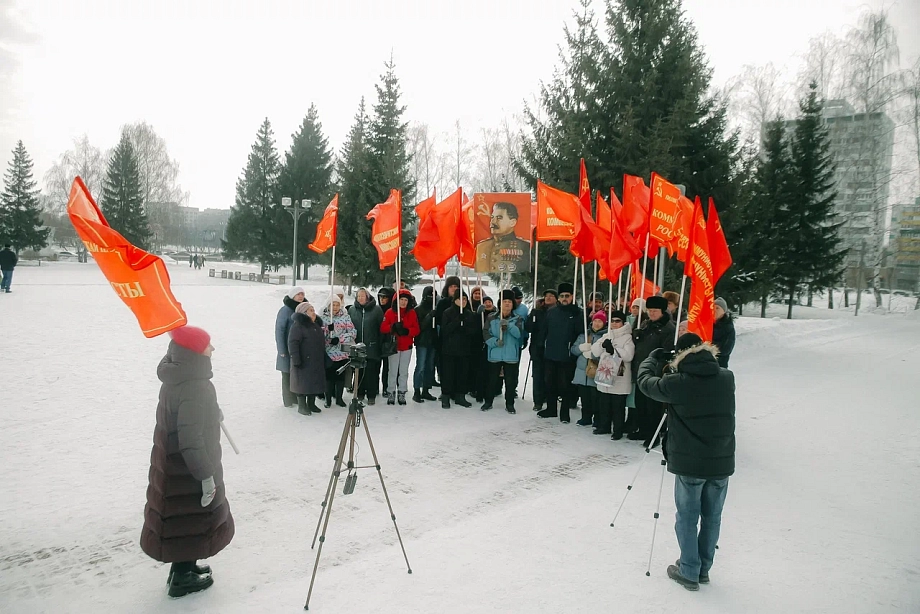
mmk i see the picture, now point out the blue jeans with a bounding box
[674,475,729,582]
[413,345,436,390]
[1,269,12,290]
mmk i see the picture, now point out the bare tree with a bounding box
[446,120,472,192]
[796,32,846,102]
[407,121,444,198]
[474,126,502,192]
[122,121,185,207]
[905,57,920,182]
[726,63,791,145]
[43,135,108,213]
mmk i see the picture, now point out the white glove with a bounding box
[201,476,216,507]
[582,350,592,359]
[578,342,592,352]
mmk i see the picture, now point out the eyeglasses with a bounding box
[559,293,572,298]
[610,319,623,324]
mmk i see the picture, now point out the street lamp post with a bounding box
[283,197,311,281]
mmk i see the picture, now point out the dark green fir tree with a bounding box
[101,132,151,250]
[0,141,50,251]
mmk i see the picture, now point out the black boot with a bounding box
[335,382,347,407]
[412,388,423,403]
[298,396,312,415]
[505,400,516,414]
[308,395,320,413]
[441,395,451,409]
[167,565,214,598]
[421,388,437,401]
[481,398,493,411]
[324,393,332,409]
[453,394,472,408]
[167,563,210,585]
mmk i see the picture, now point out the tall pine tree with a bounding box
[779,82,846,318]
[223,119,284,275]
[278,104,334,280]
[0,141,50,251]
[101,132,151,250]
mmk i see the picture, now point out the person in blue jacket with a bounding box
[275,286,305,407]
[482,290,525,413]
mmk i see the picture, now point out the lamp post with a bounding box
[283,197,311,281]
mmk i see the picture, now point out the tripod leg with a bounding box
[311,412,353,549]
[645,458,669,577]
[610,412,668,528]
[361,416,413,574]
[305,412,355,610]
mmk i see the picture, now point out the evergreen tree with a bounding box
[336,99,377,290]
[223,119,284,275]
[278,104,335,280]
[101,132,151,250]
[0,141,50,251]
[517,0,741,297]
[779,82,846,318]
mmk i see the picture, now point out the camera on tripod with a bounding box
[347,342,367,369]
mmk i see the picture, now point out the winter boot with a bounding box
[167,563,210,585]
[308,395,320,413]
[536,408,558,419]
[676,560,709,584]
[168,568,214,598]
[366,396,376,405]
[453,394,472,408]
[480,398,493,411]
[397,392,407,405]
[441,395,451,409]
[387,392,396,405]
[298,396,312,416]
[421,388,437,401]
[324,393,332,409]
[667,565,699,591]
[505,401,516,414]
[610,430,623,440]
[335,383,347,407]
[412,388,423,403]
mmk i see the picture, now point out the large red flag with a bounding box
[571,203,606,266]
[649,172,684,249]
[414,191,437,226]
[631,262,660,300]
[608,200,644,281]
[596,192,612,233]
[66,177,187,337]
[366,189,401,269]
[578,158,591,211]
[622,174,658,253]
[412,188,461,276]
[308,194,339,254]
[685,198,715,342]
[609,187,624,226]
[670,195,694,263]
[707,197,733,284]
[458,192,476,268]
[536,180,579,241]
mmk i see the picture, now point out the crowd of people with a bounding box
[273,275,737,442]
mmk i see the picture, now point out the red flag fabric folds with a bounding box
[578,158,591,211]
[308,194,339,254]
[412,188,461,276]
[366,189,402,269]
[66,177,187,337]
[649,172,683,249]
[685,198,715,342]
[458,192,475,268]
[622,174,658,253]
[536,180,579,241]
[707,197,733,284]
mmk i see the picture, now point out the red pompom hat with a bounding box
[168,326,211,354]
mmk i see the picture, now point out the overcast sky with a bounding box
[1,0,918,210]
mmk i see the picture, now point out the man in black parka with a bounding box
[536,283,581,423]
[637,332,735,592]
[631,295,676,445]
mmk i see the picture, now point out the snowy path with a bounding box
[1,263,919,613]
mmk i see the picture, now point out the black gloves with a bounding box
[649,348,675,362]
[393,322,408,336]
[602,339,615,354]
[329,336,340,345]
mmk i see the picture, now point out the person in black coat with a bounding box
[275,286,305,407]
[377,287,396,396]
[0,243,17,292]
[537,283,582,423]
[413,285,439,402]
[288,302,327,415]
[524,289,557,411]
[141,326,233,598]
[438,291,479,408]
[637,333,735,591]
[631,295,676,445]
[349,288,385,404]
[712,297,735,368]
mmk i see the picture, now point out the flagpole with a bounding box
[617,267,624,310]
[532,240,540,309]
[580,261,589,339]
[573,257,579,309]
[652,254,659,289]
[674,274,687,345]
[329,245,336,308]
[432,270,438,329]
[396,248,402,323]
[637,234,651,329]
[608,281,614,324]
[625,263,633,307]
[592,260,598,314]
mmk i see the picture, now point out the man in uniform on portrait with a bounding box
[474,201,531,273]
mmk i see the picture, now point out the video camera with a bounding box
[346,342,367,370]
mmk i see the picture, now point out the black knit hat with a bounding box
[512,286,524,299]
[675,333,703,353]
[558,282,574,295]
[500,289,516,303]
[645,295,669,311]
[610,309,628,322]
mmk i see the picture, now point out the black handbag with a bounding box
[380,333,398,357]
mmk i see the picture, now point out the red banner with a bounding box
[685,197,715,342]
[707,197,732,284]
[366,189,401,269]
[671,195,694,263]
[596,192,612,233]
[308,194,339,254]
[649,172,683,247]
[622,175,658,253]
[66,177,187,338]
[536,180,578,241]
[458,193,475,268]
[412,189,461,276]
[578,158,591,211]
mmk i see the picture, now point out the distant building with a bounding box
[892,198,920,292]
[783,99,895,285]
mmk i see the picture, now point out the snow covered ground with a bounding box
[1,262,919,614]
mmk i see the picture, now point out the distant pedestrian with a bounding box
[189,254,193,267]
[141,325,234,598]
[0,244,17,293]
[712,298,735,368]
[275,286,305,407]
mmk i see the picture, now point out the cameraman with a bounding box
[637,333,735,592]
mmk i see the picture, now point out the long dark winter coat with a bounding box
[348,291,384,360]
[141,342,234,563]
[637,343,736,479]
[632,312,676,378]
[275,295,300,372]
[712,314,736,368]
[439,304,480,357]
[543,303,583,362]
[288,312,327,395]
[414,287,439,349]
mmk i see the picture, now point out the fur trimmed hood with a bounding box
[669,341,720,372]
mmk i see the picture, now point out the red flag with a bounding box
[66,177,187,337]
[622,174,658,253]
[607,201,644,281]
[366,189,401,269]
[707,197,732,284]
[631,262,660,300]
[670,195,694,263]
[685,198,715,342]
[578,158,591,211]
[308,194,339,254]
[458,192,476,268]
[571,204,606,266]
[609,187,624,225]
[412,188,461,276]
[596,192,612,233]
[649,172,683,249]
[536,180,579,241]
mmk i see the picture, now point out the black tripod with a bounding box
[304,362,412,610]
